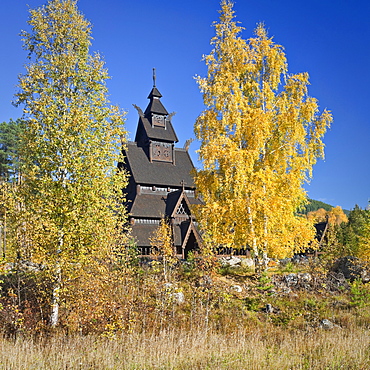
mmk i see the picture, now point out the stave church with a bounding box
[121,79,202,259]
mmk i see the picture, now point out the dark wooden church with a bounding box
[122,82,202,259]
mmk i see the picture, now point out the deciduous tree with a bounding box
[358,209,370,261]
[307,206,348,225]
[150,218,176,282]
[13,0,128,327]
[194,0,332,259]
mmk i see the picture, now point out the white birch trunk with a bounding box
[50,231,63,327]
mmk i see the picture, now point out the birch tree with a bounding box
[14,0,128,326]
[357,208,370,261]
[150,218,176,282]
[195,0,332,259]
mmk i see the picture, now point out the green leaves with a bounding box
[12,0,129,326]
[0,119,23,181]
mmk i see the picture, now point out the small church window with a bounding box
[177,202,187,215]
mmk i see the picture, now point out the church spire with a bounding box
[134,72,178,148]
[153,67,156,88]
[145,69,167,116]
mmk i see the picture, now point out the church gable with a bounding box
[181,221,202,250]
[169,190,193,220]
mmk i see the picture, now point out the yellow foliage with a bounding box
[358,211,370,261]
[194,1,332,259]
[307,206,348,226]
[150,218,176,281]
[150,218,173,258]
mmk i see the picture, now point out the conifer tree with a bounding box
[14,0,128,326]
[0,119,23,182]
[195,0,332,259]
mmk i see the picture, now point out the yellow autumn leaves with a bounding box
[195,0,332,259]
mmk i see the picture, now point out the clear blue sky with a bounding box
[1,0,369,211]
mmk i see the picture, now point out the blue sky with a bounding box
[1,0,369,211]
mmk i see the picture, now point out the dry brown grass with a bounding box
[1,260,370,369]
[1,325,369,369]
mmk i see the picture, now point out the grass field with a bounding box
[1,260,370,369]
[1,325,369,369]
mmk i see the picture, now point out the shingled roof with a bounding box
[131,223,159,247]
[165,189,202,217]
[124,143,195,188]
[144,87,168,115]
[129,190,201,218]
[130,193,167,218]
[134,116,178,143]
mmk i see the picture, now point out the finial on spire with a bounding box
[153,68,156,87]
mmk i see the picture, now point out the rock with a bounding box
[240,257,255,268]
[220,256,242,267]
[325,271,349,292]
[292,255,309,264]
[171,292,185,304]
[262,303,279,313]
[330,256,370,283]
[285,273,299,286]
[299,273,312,283]
[265,303,274,313]
[279,258,292,266]
[320,319,334,330]
[230,285,243,293]
[319,319,341,330]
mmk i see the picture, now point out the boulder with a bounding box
[240,257,255,269]
[262,303,280,313]
[319,319,341,330]
[285,273,299,286]
[320,319,334,330]
[279,258,292,266]
[171,292,185,304]
[230,285,243,293]
[220,256,242,267]
[292,255,309,264]
[330,256,370,283]
[264,303,274,313]
[299,273,312,283]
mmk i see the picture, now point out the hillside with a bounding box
[303,199,349,215]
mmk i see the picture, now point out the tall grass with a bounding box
[1,260,370,369]
[1,325,369,369]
